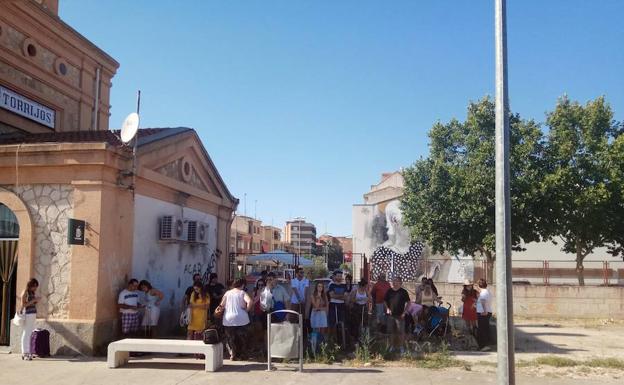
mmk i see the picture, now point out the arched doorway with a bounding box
[0,203,19,345]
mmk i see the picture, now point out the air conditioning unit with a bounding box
[197,222,210,244]
[186,220,198,243]
[187,221,209,244]
[159,215,184,241]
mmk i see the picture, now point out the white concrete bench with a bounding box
[107,338,223,372]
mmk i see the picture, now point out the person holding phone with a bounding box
[20,278,40,360]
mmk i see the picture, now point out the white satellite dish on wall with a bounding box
[120,112,140,144]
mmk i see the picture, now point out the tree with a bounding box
[401,97,546,279]
[542,96,623,285]
[312,238,344,270]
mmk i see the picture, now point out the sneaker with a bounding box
[480,346,491,352]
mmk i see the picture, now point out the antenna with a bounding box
[117,90,141,194]
[120,112,139,144]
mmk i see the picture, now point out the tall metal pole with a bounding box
[495,1,515,384]
[131,90,141,196]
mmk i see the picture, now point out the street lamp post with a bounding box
[495,0,515,384]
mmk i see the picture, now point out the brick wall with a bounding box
[405,282,624,319]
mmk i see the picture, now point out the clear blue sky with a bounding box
[60,0,624,236]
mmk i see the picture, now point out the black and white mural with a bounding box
[354,199,474,283]
[368,200,423,280]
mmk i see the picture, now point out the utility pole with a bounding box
[495,0,515,384]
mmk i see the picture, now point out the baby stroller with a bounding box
[414,302,451,341]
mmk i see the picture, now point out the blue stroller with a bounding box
[413,302,451,340]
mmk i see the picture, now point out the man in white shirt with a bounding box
[261,272,291,322]
[118,278,142,336]
[476,278,493,351]
[289,268,309,316]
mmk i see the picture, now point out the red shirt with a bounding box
[371,281,391,304]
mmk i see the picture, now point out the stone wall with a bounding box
[7,184,73,319]
[406,282,624,319]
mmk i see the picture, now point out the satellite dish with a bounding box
[120,112,140,144]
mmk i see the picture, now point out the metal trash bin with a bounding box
[266,310,303,372]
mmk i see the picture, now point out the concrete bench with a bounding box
[107,338,223,372]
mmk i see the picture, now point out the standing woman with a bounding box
[219,278,252,361]
[461,280,478,335]
[187,281,210,346]
[250,279,267,349]
[310,282,328,333]
[309,281,328,353]
[139,280,164,338]
[349,279,372,341]
[20,278,40,360]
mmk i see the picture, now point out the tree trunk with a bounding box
[484,250,495,284]
[576,241,585,286]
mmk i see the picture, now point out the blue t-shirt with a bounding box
[328,282,347,304]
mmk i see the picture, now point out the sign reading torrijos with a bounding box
[0,85,55,128]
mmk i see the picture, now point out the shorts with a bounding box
[328,302,345,328]
[121,312,140,334]
[310,310,328,329]
[387,316,405,336]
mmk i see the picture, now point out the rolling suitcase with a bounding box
[30,328,50,357]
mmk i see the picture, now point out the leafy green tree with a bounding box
[542,96,623,285]
[401,97,546,279]
[312,239,344,270]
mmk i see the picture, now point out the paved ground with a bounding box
[1,319,622,385]
[0,353,621,385]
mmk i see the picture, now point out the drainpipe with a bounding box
[92,67,101,130]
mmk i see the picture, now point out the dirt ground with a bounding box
[453,318,624,381]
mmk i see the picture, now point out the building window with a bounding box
[27,44,37,57]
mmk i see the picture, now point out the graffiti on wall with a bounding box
[183,247,222,284]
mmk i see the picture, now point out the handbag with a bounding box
[179,307,191,327]
[12,309,25,327]
[202,328,220,344]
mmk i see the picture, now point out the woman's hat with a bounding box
[463,279,473,286]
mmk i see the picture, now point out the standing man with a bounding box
[290,267,309,316]
[384,276,410,354]
[370,273,391,332]
[262,272,290,322]
[118,279,142,337]
[327,270,347,344]
[206,273,226,319]
[476,278,493,351]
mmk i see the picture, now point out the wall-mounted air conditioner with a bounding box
[197,222,210,244]
[187,220,209,244]
[159,215,184,241]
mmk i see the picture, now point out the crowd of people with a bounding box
[14,269,493,362]
[111,268,494,360]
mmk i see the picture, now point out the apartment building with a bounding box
[284,218,317,256]
[229,215,263,255]
[262,225,284,252]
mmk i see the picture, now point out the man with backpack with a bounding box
[260,272,290,322]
